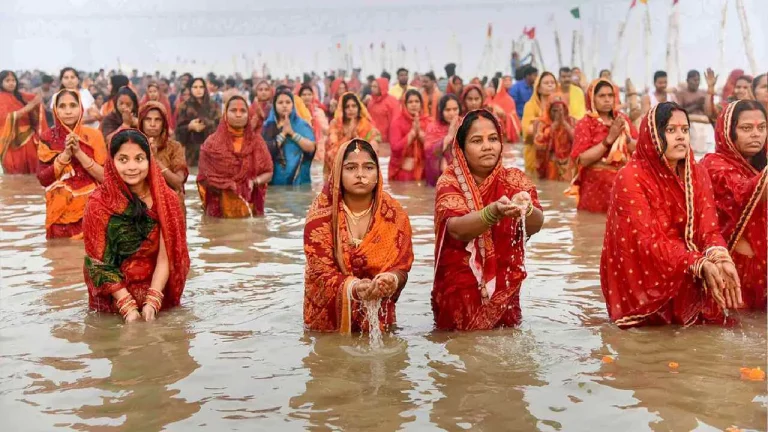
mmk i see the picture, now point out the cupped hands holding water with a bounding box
[354,273,398,301]
[493,192,532,220]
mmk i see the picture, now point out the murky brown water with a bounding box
[1,146,766,431]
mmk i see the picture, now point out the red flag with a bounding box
[487,23,493,38]
[524,27,536,40]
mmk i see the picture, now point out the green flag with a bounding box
[570,7,580,19]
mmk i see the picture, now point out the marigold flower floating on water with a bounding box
[725,426,742,432]
[601,356,614,364]
[739,367,766,381]
[668,362,679,370]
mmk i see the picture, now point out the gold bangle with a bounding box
[526,203,535,217]
[84,158,96,169]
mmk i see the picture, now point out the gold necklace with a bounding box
[342,202,372,225]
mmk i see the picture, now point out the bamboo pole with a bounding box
[571,30,578,67]
[665,0,680,85]
[551,15,563,69]
[643,3,652,91]
[718,0,728,76]
[534,39,546,72]
[735,0,758,74]
[610,4,635,74]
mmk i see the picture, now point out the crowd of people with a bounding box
[0,59,765,331]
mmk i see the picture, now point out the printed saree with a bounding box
[303,139,414,333]
[700,101,767,310]
[388,95,432,181]
[433,110,541,331]
[0,91,44,174]
[324,92,381,180]
[534,93,576,181]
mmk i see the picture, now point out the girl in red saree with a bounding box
[325,92,381,180]
[84,129,190,323]
[37,90,107,239]
[701,100,767,310]
[533,93,576,181]
[425,94,462,187]
[601,102,742,328]
[303,139,414,333]
[433,110,544,331]
[0,70,44,174]
[569,78,638,213]
[198,96,273,218]
[366,78,399,144]
[389,89,433,181]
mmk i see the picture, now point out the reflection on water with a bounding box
[0,145,765,431]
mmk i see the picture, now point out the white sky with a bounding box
[2,0,766,88]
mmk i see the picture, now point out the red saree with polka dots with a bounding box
[700,101,767,310]
[600,106,728,328]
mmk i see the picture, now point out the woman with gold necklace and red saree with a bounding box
[432,110,544,331]
[84,129,189,323]
[304,139,414,333]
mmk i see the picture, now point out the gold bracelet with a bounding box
[56,155,71,165]
[84,158,96,169]
[161,167,169,173]
[525,203,535,217]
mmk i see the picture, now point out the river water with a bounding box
[0,145,765,431]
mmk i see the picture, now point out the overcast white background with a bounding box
[2,0,766,88]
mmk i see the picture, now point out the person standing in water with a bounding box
[432,110,544,331]
[303,139,414,333]
[677,70,714,154]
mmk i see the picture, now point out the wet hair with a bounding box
[752,73,766,96]
[298,84,314,97]
[115,86,139,117]
[490,77,500,91]
[397,67,409,76]
[455,109,498,151]
[58,67,80,90]
[341,93,361,121]
[109,129,152,222]
[444,63,457,77]
[687,69,700,80]
[342,139,379,169]
[654,102,691,155]
[729,100,767,171]
[653,70,668,82]
[404,89,423,107]
[108,74,130,101]
[0,70,25,106]
[437,94,462,125]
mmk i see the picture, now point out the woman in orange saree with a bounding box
[569,78,638,213]
[297,84,329,162]
[433,110,544,331]
[325,92,381,180]
[198,96,273,218]
[0,70,44,174]
[138,101,188,213]
[601,102,742,328]
[701,100,767,310]
[84,129,190,323]
[522,72,558,173]
[388,89,432,181]
[492,75,522,143]
[533,93,576,181]
[37,90,106,239]
[425,94,462,186]
[303,139,414,333]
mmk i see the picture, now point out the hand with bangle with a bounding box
[142,288,164,321]
[116,294,141,322]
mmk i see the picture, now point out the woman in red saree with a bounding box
[433,110,544,331]
[138,101,188,213]
[198,96,273,218]
[569,78,638,213]
[325,92,381,180]
[461,84,510,140]
[303,139,414,333]
[84,129,189,322]
[601,102,742,328]
[249,79,273,127]
[366,78,400,144]
[533,93,576,181]
[425,94,462,186]
[522,72,559,174]
[140,82,175,131]
[0,70,44,174]
[701,100,767,310]
[327,79,348,116]
[492,75,522,143]
[389,89,433,181]
[37,90,107,239]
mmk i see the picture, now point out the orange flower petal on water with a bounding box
[668,362,679,369]
[739,367,766,381]
[725,426,742,432]
[601,356,614,364]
